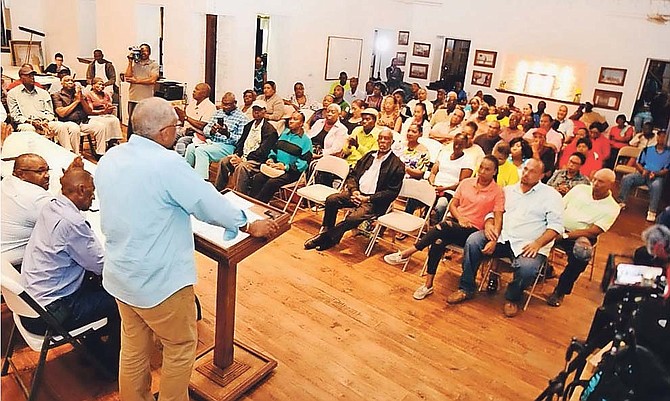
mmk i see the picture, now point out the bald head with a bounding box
[592,168,616,199]
[132,97,178,139]
[13,153,50,190]
[193,83,211,102]
[60,167,95,211]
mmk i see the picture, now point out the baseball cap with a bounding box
[18,65,37,76]
[361,108,379,119]
[251,99,267,109]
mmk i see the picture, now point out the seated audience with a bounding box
[1,154,54,266]
[633,206,670,266]
[509,136,533,177]
[464,97,481,122]
[344,77,366,104]
[579,102,608,129]
[474,120,502,154]
[342,108,382,166]
[432,89,447,110]
[250,111,312,203]
[284,81,311,111]
[588,122,611,165]
[84,77,124,155]
[547,152,590,196]
[428,133,474,222]
[505,95,520,113]
[185,92,248,179]
[257,81,284,122]
[606,114,635,168]
[377,95,402,132]
[520,103,535,132]
[173,82,217,148]
[365,82,384,111]
[342,99,365,134]
[573,137,602,178]
[619,130,670,222]
[429,108,465,144]
[392,89,411,122]
[308,104,348,158]
[308,95,334,128]
[407,88,434,119]
[214,100,278,191]
[241,89,257,120]
[446,159,563,318]
[304,129,404,251]
[44,52,70,75]
[473,105,490,134]
[86,49,116,96]
[529,128,556,182]
[332,84,351,116]
[500,113,524,143]
[533,101,547,127]
[558,127,589,167]
[20,164,119,363]
[441,122,485,172]
[555,105,575,141]
[491,141,519,187]
[453,82,467,104]
[384,156,504,300]
[7,65,61,137]
[394,123,431,179]
[547,169,620,306]
[401,103,431,138]
[629,122,656,149]
[523,114,563,152]
[329,71,351,93]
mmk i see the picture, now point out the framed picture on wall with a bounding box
[598,67,627,86]
[409,63,429,79]
[473,49,497,68]
[412,42,431,58]
[471,70,492,87]
[10,40,45,69]
[593,89,622,110]
[396,52,407,66]
[398,31,410,46]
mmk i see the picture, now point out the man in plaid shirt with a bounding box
[185,92,249,179]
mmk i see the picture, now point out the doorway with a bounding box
[633,59,670,136]
[429,37,470,92]
[254,15,270,95]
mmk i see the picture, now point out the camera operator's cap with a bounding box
[361,108,379,119]
[18,65,37,76]
[251,100,267,109]
[572,236,594,261]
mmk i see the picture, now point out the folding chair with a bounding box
[613,146,640,177]
[1,259,112,401]
[477,256,548,311]
[278,172,307,212]
[287,155,350,223]
[365,179,436,271]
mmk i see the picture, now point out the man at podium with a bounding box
[95,97,278,401]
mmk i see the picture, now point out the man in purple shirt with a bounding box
[20,163,119,361]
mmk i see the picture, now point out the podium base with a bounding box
[189,340,277,401]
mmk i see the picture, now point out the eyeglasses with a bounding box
[19,167,50,174]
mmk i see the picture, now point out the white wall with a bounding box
[4,0,670,123]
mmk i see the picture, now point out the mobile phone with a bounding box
[264,209,280,219]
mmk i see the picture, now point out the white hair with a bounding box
[327,103,341,113]
[131,97,178,138]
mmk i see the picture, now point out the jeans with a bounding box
[633,111,652,134]
[460,231,546,302]
[320,192,378,244]
[250,169,302,203]
[185,142,235,179]
[619,172,665,212]
[414,219,476,275]
[554,238,594,295]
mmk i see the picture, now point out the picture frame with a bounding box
[412,42,431,58]
[471,70,492,87]
[395,52,407,66]
[598,67,627,86]
[398,31,410,46]
[592,89,622,110]
[408,63,429,80]
[473,49,497,68]
[10,40,45,69]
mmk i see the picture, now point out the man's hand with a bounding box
[348,136,358,148]
[457,216,473,228]
[521,240,542,258]
[557,184,569,196]
[195,132,207,142]
[484,220,498,242]
[174,106,186,122]
[74,87,82,102]
[125,76,137,84]
[246,219,279,238]
[229,154,243,167]
[350,190,368,206]
[482,240,497,255]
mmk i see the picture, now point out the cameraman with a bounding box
[124,43,159,138]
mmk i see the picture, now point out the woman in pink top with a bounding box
[384,155,505,300]
[606,114,635,168]
[84,77,123,155]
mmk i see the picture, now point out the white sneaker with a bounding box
[383,251,408,265]
[646,211,657,222]
[413,284,434,300]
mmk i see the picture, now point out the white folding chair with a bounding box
[613,146,640,177]
[287,155,350,223]
[365,179,436,271]
[1,259,111,401]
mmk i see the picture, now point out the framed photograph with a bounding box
[473,49,497,68]
[408,63,429,80]
[10,40,45,69]
[593,89,622,110]
[598,67,627,86]
[412,42,431,58]
[395,52,407,66]
[471,70,492,87]
[398,31,410,46]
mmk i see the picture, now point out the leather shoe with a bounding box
[546,291,564,307]
[503,302,520,318]
[316,236,338,251]
[304,234,324,250]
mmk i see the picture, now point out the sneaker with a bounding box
[503,302,520,318]
[395,233,408,241]
[546,291,564,307]
[412,284,434,300]
[486,275,499,293]
[446,289,473,304]
[383,251,408,266]
[618,202,627,210]
[310,205,324,212]
[646,211,657,222]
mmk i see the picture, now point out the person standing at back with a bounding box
[124,43,159,138]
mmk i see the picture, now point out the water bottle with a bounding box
[175,142,186,156]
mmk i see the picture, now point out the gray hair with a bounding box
[327,103,341,113]
[131,97,178,139]
[642,224,670,261]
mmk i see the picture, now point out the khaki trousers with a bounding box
[116,286,197,401]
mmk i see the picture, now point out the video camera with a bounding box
[128,46,142,62]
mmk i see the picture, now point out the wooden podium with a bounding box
[189,191,290,401]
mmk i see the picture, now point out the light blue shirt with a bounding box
[21,195,104,307]
[95,135,247,308]
[499,182,564,257]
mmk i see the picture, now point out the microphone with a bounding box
[18,26,46,37]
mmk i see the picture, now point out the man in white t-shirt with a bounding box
[86,49,117,96]
[173,83,217,149]
[524,113,564,152]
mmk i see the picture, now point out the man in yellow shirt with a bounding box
[342,108,381,166]
[492,141,519,187]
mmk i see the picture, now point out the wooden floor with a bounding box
[0,180,661,400]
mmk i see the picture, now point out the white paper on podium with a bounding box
[191,193,264,248]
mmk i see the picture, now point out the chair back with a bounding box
[398,178,436,208]
[616,146,641,160]
[1,259,40,318]
[313,155,350,181]
[418,137,444,164]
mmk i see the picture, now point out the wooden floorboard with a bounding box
[1,188,659,400]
